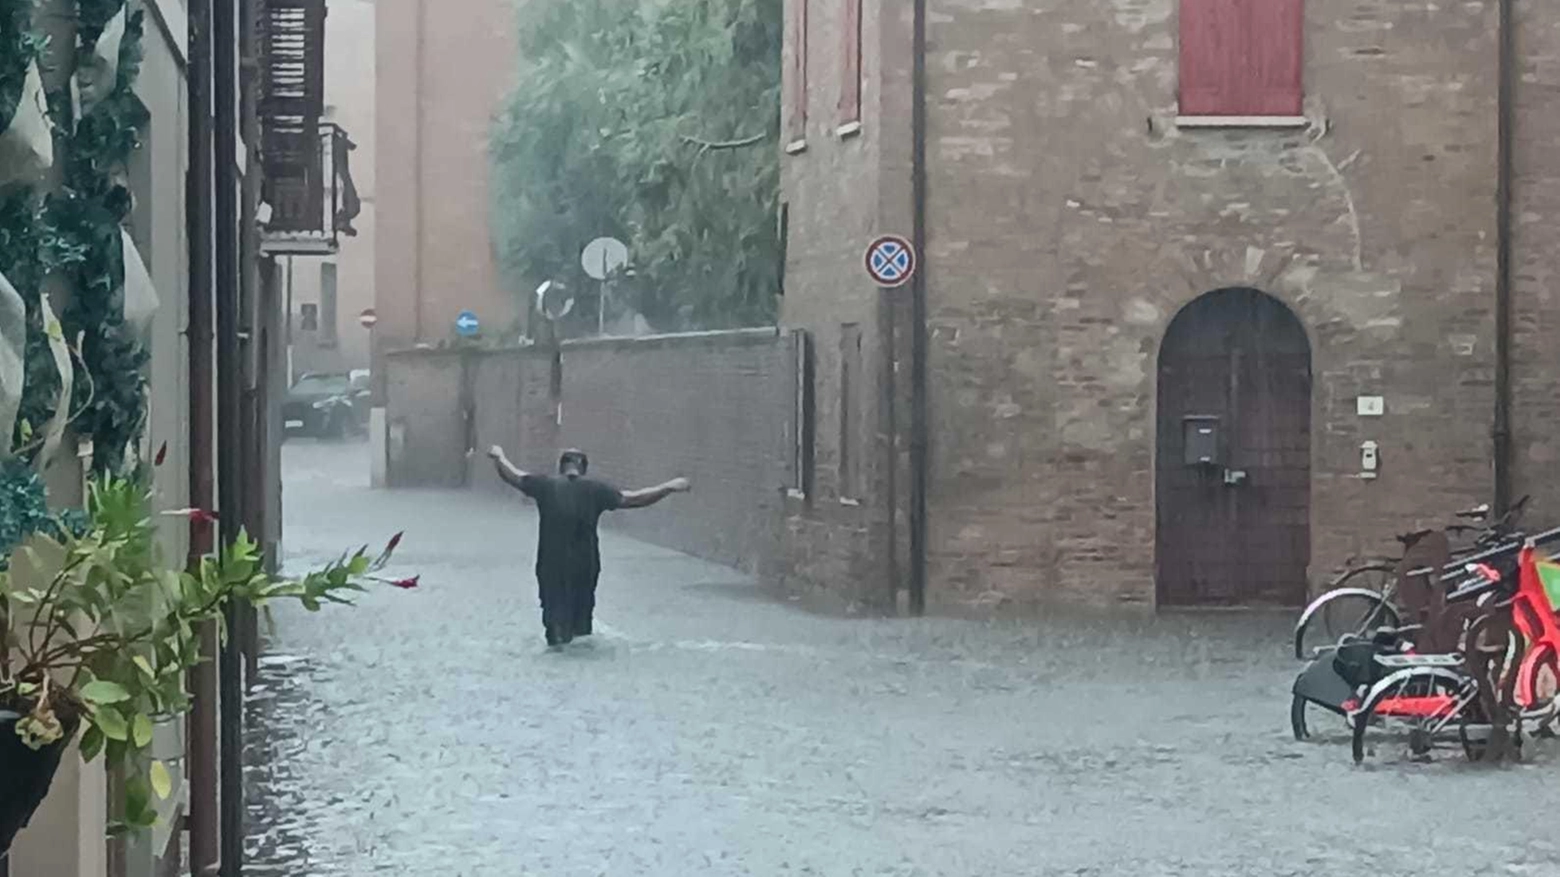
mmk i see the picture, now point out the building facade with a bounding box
[285,0,375,381]
[371,0,520,485]
[5,0,350,874]
[776,0,1560,613]
[372,0,518,358]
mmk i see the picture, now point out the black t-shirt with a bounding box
[519,474,623,575]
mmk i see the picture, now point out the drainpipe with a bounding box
[1494,0,1515,515]
[213,0,245,870]
[239,0,264,687]
[908,0,930,615]
[185,0,219,872]
[413,0,426,342]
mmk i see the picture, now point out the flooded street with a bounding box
[243,442,1560,877]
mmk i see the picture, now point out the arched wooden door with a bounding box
[1156,288,1311,607]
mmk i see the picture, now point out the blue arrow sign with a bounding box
[455,310,481,337]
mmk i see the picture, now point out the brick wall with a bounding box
[1510,6,1560,522]
[775,0,911,611]
[779,0,1524,612]
[373,0,519,389]
[384,348,468,487]
[393,331,794,576]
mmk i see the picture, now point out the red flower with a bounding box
[154,442,168,467]
[387,575,420,590]
[385,531,404,554]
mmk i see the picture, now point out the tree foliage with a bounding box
[490,0,782,334]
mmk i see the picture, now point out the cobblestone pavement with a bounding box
[244,441,1560,877]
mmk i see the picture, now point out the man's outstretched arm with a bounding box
[489,446,532,493]
[618,477,691,510]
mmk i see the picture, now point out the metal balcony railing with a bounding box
[258,0,359,254]
[260,120,360,254]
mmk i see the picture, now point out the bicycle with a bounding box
[1291,496,1530,660]
[1344,526,1560,763]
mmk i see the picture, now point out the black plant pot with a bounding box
[0,712,77,857]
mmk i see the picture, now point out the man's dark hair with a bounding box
[558,449,589,479]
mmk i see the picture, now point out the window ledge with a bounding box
[836,121,862,140]
[1175,115,1310,129]
[785,139,809,156]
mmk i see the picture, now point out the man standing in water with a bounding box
[489,445,691,646]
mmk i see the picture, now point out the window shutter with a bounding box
[839,0,862,126]
[1246,0,1304,116]
[788,0,809,143]
[1179,0,1303,117]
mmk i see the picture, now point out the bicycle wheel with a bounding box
[1351,667,1470,764]
[1291,693,1349,741]
[1294,577,1401,659]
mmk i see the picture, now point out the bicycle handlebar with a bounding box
[1402,524,1560,581]
[1395,496,1530,546]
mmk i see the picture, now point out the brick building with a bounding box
[370,0,520,483]
[373,0,519,360]
[284,0,376,381]
[776,0,1560,613]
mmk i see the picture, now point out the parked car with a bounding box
[283,372,367,438]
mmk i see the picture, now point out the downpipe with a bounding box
[213,0,245,871]
[185,0,219,871]
[1494,0,1515,515]
[909,0,929,616]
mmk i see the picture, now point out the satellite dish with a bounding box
[535,280,575,321]
[581,237,629,281]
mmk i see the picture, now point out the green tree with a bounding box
[490,0,781,334]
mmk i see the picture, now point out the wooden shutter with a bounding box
[788,0,809,143]
[1179,0,1304,116]
[839,0,862,126]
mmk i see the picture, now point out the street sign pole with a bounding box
[598,250,607,335]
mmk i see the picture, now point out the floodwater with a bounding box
[243,441,1560,876]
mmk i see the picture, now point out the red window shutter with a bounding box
[789,0,809,142]
[1179,0,1304,116]
[839,0,862,125]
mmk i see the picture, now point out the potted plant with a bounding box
[0,474,412,854]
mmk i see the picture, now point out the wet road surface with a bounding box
[245,441,1560,876]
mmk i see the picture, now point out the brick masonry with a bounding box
[373,0,521,391]
[386,1,1560,615]
[776,0,1560,612]
[386,331,794,579]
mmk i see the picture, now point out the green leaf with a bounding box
[133,655,155,679]
[93,706,129,741]
[131,712,153,748]
[149,760,172,800]
[81,680,132,705]
[124,773,153,825]
[78,725,106,762]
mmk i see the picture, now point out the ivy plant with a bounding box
[1,0,153,474]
